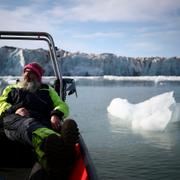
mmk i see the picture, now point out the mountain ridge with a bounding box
[0,46,180,76]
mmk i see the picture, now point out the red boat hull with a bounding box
[69,143,88,180]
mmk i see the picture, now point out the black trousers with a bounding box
[3,114,45,146]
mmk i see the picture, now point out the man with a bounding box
[0,62,79,179]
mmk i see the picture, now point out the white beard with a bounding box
[22,80,41,93]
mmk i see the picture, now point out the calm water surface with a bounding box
[67,80,180,180]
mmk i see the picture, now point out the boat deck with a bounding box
[0,168,31,180]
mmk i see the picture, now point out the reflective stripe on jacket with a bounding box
[0,84,21,118]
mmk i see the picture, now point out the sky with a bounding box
[0,0,180,57]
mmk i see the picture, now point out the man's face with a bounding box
[23,68,38,83]
[22,68,41,92]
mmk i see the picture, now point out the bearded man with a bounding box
[0,62,79,179]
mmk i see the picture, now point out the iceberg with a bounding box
[107,91,178,131]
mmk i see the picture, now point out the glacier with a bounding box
[0,46,180,76]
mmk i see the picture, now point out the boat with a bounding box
[0,31,98,180]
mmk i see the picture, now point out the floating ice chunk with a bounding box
[107,91,176,131]
[171,103,180,123]
[107,98,133,121]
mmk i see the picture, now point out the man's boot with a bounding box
[43,119,79,179]
[61,119,79,147]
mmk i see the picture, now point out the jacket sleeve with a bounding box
[48,86,69,119]
[0,85,12,118]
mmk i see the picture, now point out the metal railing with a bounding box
[0,31,63,98]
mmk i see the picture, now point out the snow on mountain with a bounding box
[0,46,180,76]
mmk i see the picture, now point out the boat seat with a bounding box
[0,127,35,168]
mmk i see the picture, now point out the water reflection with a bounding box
[108,113,178,150]
[133,129,176,150]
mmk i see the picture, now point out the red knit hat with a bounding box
[24,62,45,81]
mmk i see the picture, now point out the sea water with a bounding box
[66,78,180,180]
[1,77,180,180]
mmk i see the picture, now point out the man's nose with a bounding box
[24,70,31,76]
[24,71,32,80]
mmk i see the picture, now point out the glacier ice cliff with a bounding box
[0,46,180,76]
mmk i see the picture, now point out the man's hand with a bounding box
[51,115,63,130]
[15,107,29,116]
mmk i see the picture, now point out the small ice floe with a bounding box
[107,91,178,131]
